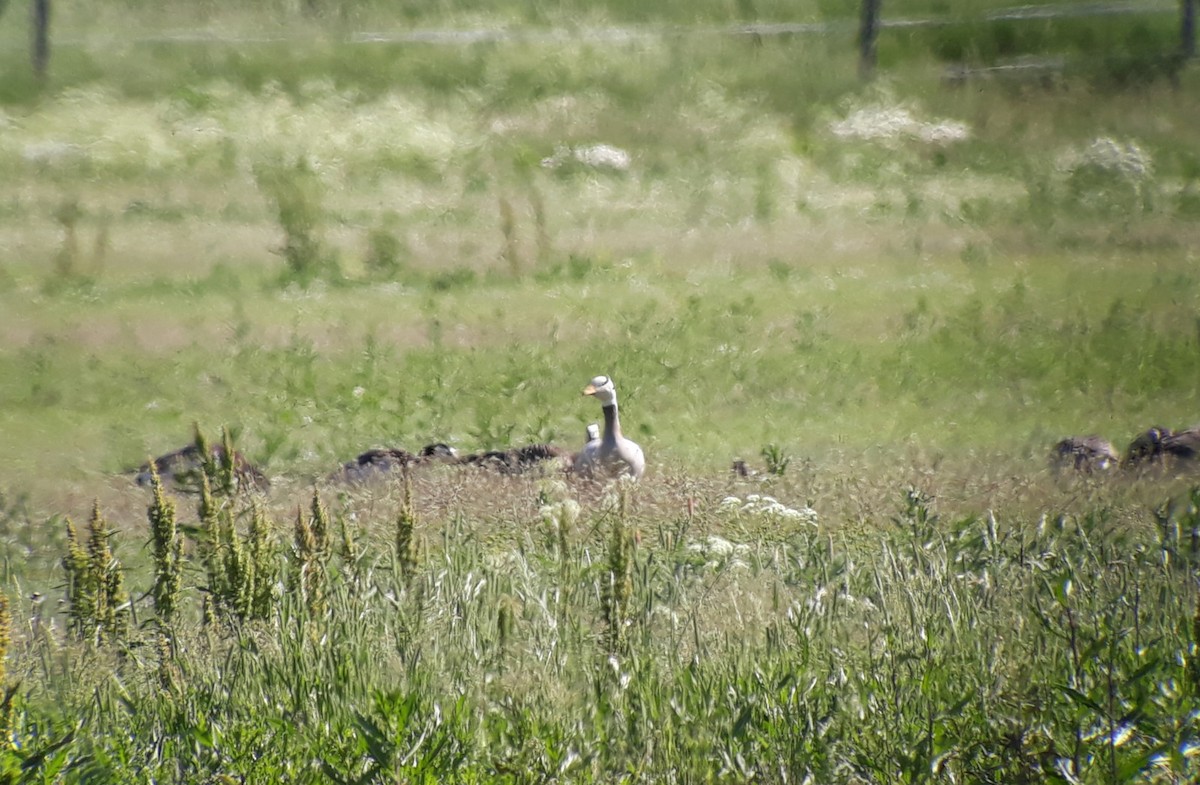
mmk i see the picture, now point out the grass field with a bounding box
[0,0,1199,781]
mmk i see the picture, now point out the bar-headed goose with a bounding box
[573,375,645,480]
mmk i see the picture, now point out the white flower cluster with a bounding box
[1061,136,1153,182]
[539,493,581,534]
[685,534,751,570]
[719,494,818,526]
[6,81,471,178]
[830,105,969,145]
[540,143,631,172]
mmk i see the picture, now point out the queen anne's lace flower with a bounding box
[1060,137,1153,182]
[830,104,969,145]
[541,143,631,172]
[720,493,818,526]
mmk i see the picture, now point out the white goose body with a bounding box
[573,375,645,480]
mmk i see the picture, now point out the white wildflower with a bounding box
[541,143,631,172]
[540,499,581,533]
[21,141,86,165]
[686,535,751,570]
[722,493,818,526]
[1059,136,1153,182]
[830,104,968,145]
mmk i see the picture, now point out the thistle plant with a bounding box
[761,443,791,476]
[199,474,276,624]
[62,503,130,643]
[61,516,94,639]
[337,509,368,591]
[197,475,223,626]
[190,423,241,495]
[148,464,183,625]
[338,511,359,567]
[395,470,419,588]
[602,481,635,655]
[193,422,216,488]
[0,592,8,690]
[309,489,330,560]
[292,507,318,612]
[0,594,16,758]
[291,490,330,615]
[219,426,238,495]
[223,506,251,620]
[87,502,130,641]
[246,501,277,619]
[155,632,180,695]
[1191,590,1200,697]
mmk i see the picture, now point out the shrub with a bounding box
[254,156,339,285]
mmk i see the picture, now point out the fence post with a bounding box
[859,0,881,78]
[1184,0,1196,59]
[32,0,50,80]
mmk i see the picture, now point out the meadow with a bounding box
[0,0,1199,781]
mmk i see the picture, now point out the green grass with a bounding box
[0,2,1199,781]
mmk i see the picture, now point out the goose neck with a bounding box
[601,403,622,442]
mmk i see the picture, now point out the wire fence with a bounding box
[9,0,1193,84]
[32,0,1181,48]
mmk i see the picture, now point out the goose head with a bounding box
[582,375,617,406]
[585,423,601,442]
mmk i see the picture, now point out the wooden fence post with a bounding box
[32,0,50,80]
[859,0,881,78]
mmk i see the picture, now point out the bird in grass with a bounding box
[1124,426,1200,469]
[573,375,645,480]
[459,443,571,475]
[136,443,269,493]
[1049,436,1119,473]
[330,443,458,484]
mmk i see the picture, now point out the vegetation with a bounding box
[0,0,1198,781]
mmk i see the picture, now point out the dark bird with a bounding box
[1125,426,1200,468]
[330,443,458,484]
[136,443,269,493]
[1162,427,1200,461]
[1049,436,1119,473]
[460,444,570,475]
[1124,426,1172,467]
[731,459,762,479]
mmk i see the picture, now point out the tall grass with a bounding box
[2,466,1198,782]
